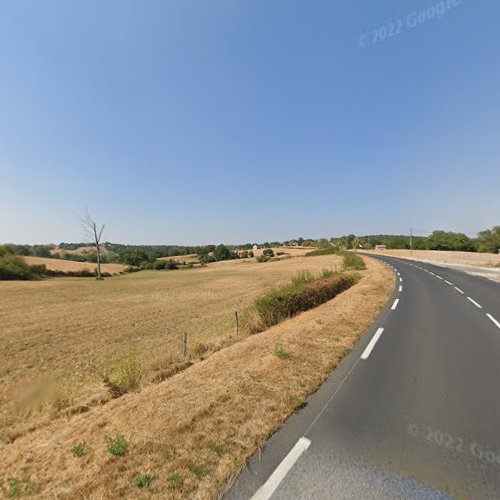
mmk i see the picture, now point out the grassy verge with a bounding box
[0,255,394,498]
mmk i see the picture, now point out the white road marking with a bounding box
[429,272,435,276]
[399,286,403,292]
[361,328,385,360]
[444,280,453,285]
[467,297,482,309]
[397,272,401,276]
[486,314,500,329]
[399,277,402,282]
[250,437,311,500]
[454,287,464,294]
[436,276,443,280]
[391,298,400,310]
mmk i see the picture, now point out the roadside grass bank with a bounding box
[0,255,394,498]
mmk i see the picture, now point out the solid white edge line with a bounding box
[391,298,400,310]
[250,437,311,500]
[467,297,482,309]
[486,314,500,329]
[454,287,464,294]
[361,327,385,360]
[399,286,403,292]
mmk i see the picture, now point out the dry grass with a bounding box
[0,256,393,498]
[158,254,199,264]
[50,246,108,257]
[23,256,127,274]
[363,249,500,267]
[0,254,343,443]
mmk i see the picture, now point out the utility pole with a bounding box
[410,228,413,256]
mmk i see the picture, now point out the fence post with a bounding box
[235,311,239,335]
[183,332,188,358]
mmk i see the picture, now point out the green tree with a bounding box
[477,226,500,253]
[213,244,231,261]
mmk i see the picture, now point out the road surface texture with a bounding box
[225,254,500,500]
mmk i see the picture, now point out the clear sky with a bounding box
[1,0,499,245]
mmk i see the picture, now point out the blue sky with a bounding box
[1,0,499,244]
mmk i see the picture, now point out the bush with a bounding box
[306,246,340,257]
[254,272,358,329]
[341,253,366,271]
[0,255,43,280]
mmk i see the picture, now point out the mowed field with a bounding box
[362,249,500,267]
[0,253,343,443]
[24,256,127,274]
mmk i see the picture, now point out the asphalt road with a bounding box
[225,255,500,500]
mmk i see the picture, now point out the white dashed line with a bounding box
[429,272,435,276]
[436,276,443,280]
[250,437,311,500]
[399,286,403,292]
[361,328,385,360]
[444,280,453,285]
[399,277,402,283]
[454,287,464,294]
[467,297,482,309]
[397,272,401,276]
[391,299,400,310]
[486,314,500,329]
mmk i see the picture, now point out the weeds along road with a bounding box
[225,254,500,500]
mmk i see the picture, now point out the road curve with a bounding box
[225,254,500,500]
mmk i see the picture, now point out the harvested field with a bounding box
[0,254,343,443]
[23,256,127,274]
[362,249,500,267]
[0,255,393,498]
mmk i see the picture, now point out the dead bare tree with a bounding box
[81,210,105,280]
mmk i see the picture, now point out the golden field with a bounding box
[1,253,344,443]
[0,255,393,498]
[362,249,500,267]
[23,256,127,274]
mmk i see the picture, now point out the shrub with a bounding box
[305,246,339,257]
[263,248,274,257]
[105,434,128,457]
[341,253,366,271]
[254,272,358,329]
[0,255,43,280]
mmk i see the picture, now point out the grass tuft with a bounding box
[341,253,366,271]
[133,474,156,489]
[105,434,128,457]
[167,473,183,488]
[273,346,291,360]
[71,442,87,458]
[212,442,225,456]
[190,463,208,479]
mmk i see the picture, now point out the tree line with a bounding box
[331,226,500,253]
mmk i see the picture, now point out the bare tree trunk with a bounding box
[82,210,105,280]
[95,237,102,280]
